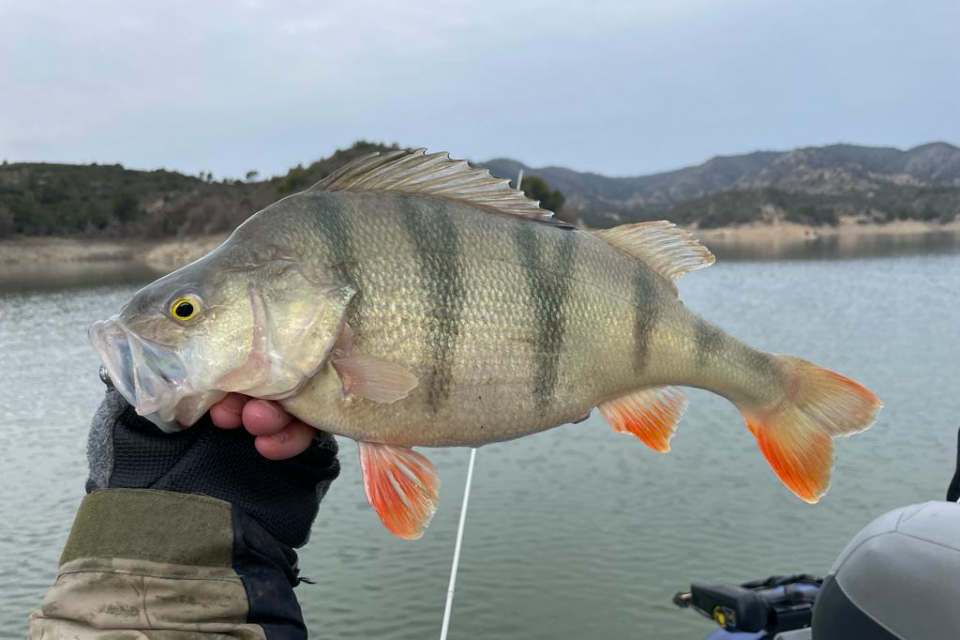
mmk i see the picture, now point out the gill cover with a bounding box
[216,260,357,400]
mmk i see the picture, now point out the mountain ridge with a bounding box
[480,141,960,228]
[1,141,957,237]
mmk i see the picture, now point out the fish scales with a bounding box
[513,222,578,411]
[283,190,697,447]
[397,196,465,412]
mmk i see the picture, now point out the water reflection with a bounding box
[0,262,160,294]
[3,229,958,297]
[705,229,960,261]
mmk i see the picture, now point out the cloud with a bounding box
[1,0,957,178]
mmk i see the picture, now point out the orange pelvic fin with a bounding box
[334,354,419,403]
[598,386,688,452]
[742,356,882,503]
[359,441,440,540]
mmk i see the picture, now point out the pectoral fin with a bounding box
[359,442,440,539]
[333,354,419,403]
[599,386,688,453]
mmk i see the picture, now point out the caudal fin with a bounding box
[741,356,882,503]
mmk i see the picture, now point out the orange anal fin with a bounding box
[598,386,688,453]
[358,441,439,539]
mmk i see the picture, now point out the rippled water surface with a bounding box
[2,249,959,639]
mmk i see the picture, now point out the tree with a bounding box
[112,192,140,223]
[245,170,260,183]
[277,164,309,194]
[0,205,15,237]
[520,175,566,215]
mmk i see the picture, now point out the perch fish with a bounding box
[90,149,882,539]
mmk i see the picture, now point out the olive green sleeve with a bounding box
[28,489,267,640]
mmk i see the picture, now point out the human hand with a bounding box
[209,393,319,461]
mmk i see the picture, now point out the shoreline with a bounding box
[693,217,960,244]
[0,234,230,275]
[1,220,959,276]
[694,218,960,260]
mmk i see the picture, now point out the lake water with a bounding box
[2,244,959,639]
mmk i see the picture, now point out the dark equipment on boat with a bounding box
[676,426,960,640]
[674,574,820,639]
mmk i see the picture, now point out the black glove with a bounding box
[86,387,340,549]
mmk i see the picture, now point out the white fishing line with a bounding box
[439,447,477,640]
[439,169,521,640]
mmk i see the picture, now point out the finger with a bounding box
[209,393,248,429]
[242,399,292,436]
[255,420,316,460]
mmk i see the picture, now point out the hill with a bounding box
[1,141,958,238]
[0,141,397,238]
[480,142,960,228]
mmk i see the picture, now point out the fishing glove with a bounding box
[29,384,339,640]
[85,386,340,548]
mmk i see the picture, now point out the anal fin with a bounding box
[359,441,440,539]
[599,386,688,452]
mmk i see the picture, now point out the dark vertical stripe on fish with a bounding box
[514,224,577,411]
[311,195,365,330]
[694,317,725,367]
[631,270,661,374]
[400,197,464,412]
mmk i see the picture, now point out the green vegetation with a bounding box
[2,140,957,239]
[662,187,960,230]
[570,186,960,230]
[520,175,566,215]
[0,141,397,238]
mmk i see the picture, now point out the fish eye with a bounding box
[169,295,201,322]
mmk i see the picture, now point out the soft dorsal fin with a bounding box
[311,148,570,227]
[593,221,715,284]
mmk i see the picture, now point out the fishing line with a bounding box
[439,447,477,640]
[438,171,523,640]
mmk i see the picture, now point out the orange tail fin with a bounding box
[742,356,882,503]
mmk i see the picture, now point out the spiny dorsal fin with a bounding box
[312,148,570,227]
[593,221,715,284]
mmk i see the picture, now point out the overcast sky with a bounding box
[1,0,957,179]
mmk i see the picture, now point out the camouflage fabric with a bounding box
[29,490,270,640]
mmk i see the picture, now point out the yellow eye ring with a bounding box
[170,296,201,322]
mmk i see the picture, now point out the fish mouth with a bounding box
[89,318,221,433]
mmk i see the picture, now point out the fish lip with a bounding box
[88,317,188,433]
[88,318,137,407]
